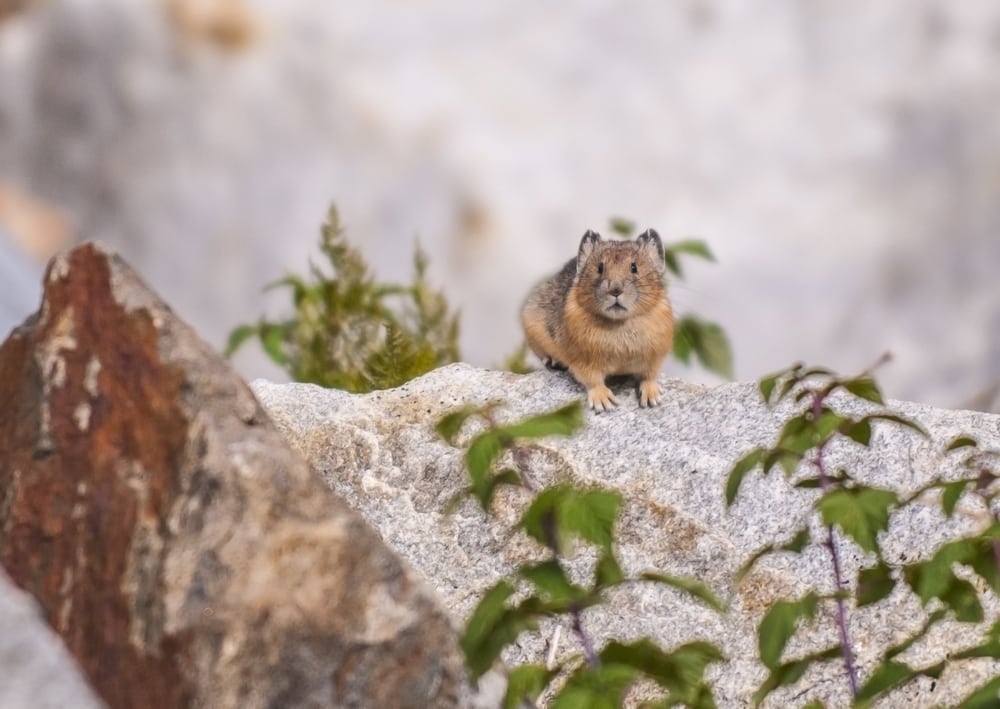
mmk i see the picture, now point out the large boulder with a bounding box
[0,243,465,708]
[253,367,1000,707]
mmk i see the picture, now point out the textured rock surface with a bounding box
[0,567,104,709]
[254,366,1000,707]
[0,243,464,708]
[1,1,999,405]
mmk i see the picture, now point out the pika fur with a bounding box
[520,229,674,412]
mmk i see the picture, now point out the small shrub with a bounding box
[226,206,460,392]
[728,355,1000,707]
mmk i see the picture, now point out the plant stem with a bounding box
[570,603,599,668]
[814,435,860,698]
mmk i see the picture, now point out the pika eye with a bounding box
[630,262,638,274]
[597,262,605,275]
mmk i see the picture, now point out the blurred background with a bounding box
[1,0,998,409]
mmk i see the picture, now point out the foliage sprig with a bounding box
[438,402,726,708]
[728,355,1000,707]
[226,206,460,392]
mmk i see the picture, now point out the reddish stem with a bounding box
[813,395,860,698]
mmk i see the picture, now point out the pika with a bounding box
[520,229,674,412]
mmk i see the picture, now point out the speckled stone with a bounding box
[254,365,1000,707]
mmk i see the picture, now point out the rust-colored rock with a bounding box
[0,242,463,708]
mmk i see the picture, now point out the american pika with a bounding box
[520,229,674,412]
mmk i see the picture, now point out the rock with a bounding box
[0,243,465,708]
[253,366,1000,707]
[0,567,105,709]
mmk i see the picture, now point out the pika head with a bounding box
[573,229,666,321]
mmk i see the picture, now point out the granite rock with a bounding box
[0,243,465,709]
[254,366,1000,707]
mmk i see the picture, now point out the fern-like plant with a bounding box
[226,206,460,392]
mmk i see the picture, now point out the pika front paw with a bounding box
[639,379,662,407]
[587,385,618,412]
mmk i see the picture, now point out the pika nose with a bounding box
[609,285,623,297]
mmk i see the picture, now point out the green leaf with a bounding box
[692,319,733,380]
[461,581,540,679]
[519,485,622,554]
[665,239,716,263]
[757,592,820,670]
[504,664,557,709]
[839,418,872,447]
[672,326,692,364]
[551,663,640,709]
[940,480,971,517]
[736,528,811,582]
[795,469,851,489]
[841,377,884,405]
[609,217,636,237]
[800,702,826,709]
[465,431,504,508]
[672,316,733,379]
[752,645,840,706]
[939,576,984,623]
[955,675,1000,709]
[260,323,289,366]
[764,449,802,477]
[664,250,683,279]
[600,638,723,703]
[946,436,978,452]
[477,469,523,511]
[224,323,258,357]
[562,489,621,551]
[857,561,895,607]
[775,409,844,455]
[520,560,587,604]
[759,373,781,403]
[904,531,1000,602]
[595,550,625,589]
[854,660,914,704]
[817,487,898,554]
[862,413,929,439]
[640,572,727,613]
[435,406,480,444]
[755,364,802,405]
[498,401,585,441]
[726,447,766,506]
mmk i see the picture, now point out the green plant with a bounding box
[727,355,1000,707]
[437,402,726,708]
[226,206,460,392]
[608,217,732,380]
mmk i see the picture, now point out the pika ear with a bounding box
[637,228,665,274]
[576,229,601,274]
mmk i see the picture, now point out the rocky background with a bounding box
[0,0,998,408]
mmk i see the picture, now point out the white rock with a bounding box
[0,569,104,709]
[254,365,1000,707]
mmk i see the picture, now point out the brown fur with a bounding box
[521,229,675,411]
